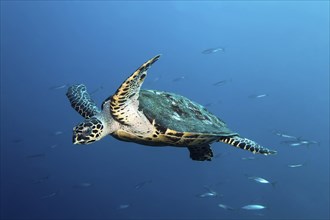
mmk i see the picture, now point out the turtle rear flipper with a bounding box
[188,144,213,161]
[66,84,101,119]
[219,136,277,155]
[109,55,161,125]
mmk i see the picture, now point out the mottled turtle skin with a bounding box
[66,55,276,161]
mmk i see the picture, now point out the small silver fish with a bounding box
[241,156,257,160]
[241,204,266,210]
[196,186,219,198]
[202,47,225,54]
[134,180,152,190]
[248,177,270,184]
[213,79,231,86]
[280,134,298,139]
[151,76,162,83]
[287,161,307,168]
[299,140,320,146]
[40,192,57,199]
[288,140,319,147]
[273,131,298,139]
[73,182,93,188]
[117,204,130,209]
[52,131,64,136]
[281,140,300,145]
[218,203,234,210]
[172,76,185,82]
[50,144,58,149]
[257,94,267,98]
[249,94,268,99]
[287,163,304,168]
[197,192,218,198]
[49,84,69,90]
[247,176,276,187]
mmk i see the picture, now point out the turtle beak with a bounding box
[72,132,87,145]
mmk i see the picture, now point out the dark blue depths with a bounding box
[1,1,329,219]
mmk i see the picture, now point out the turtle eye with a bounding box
[81,127,92,137]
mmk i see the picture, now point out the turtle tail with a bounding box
[218,136,277,155]
[66,84,101,119]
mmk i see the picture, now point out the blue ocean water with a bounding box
[1,1,329,219]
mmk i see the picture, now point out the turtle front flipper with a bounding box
[109,55,161,125]
[219,136,277,155]
[66,84,101,119]
[188,144,213,161]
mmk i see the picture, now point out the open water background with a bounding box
[1,1,329,219]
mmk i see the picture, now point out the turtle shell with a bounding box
[138,90,237,136]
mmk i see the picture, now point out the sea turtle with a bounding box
[66,55,276,161]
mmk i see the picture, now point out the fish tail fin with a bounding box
[271,181,277,189]
[302,160,309,167]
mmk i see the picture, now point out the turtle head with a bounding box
[72,117,106,144]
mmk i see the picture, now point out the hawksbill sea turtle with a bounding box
[66,55,276,161]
